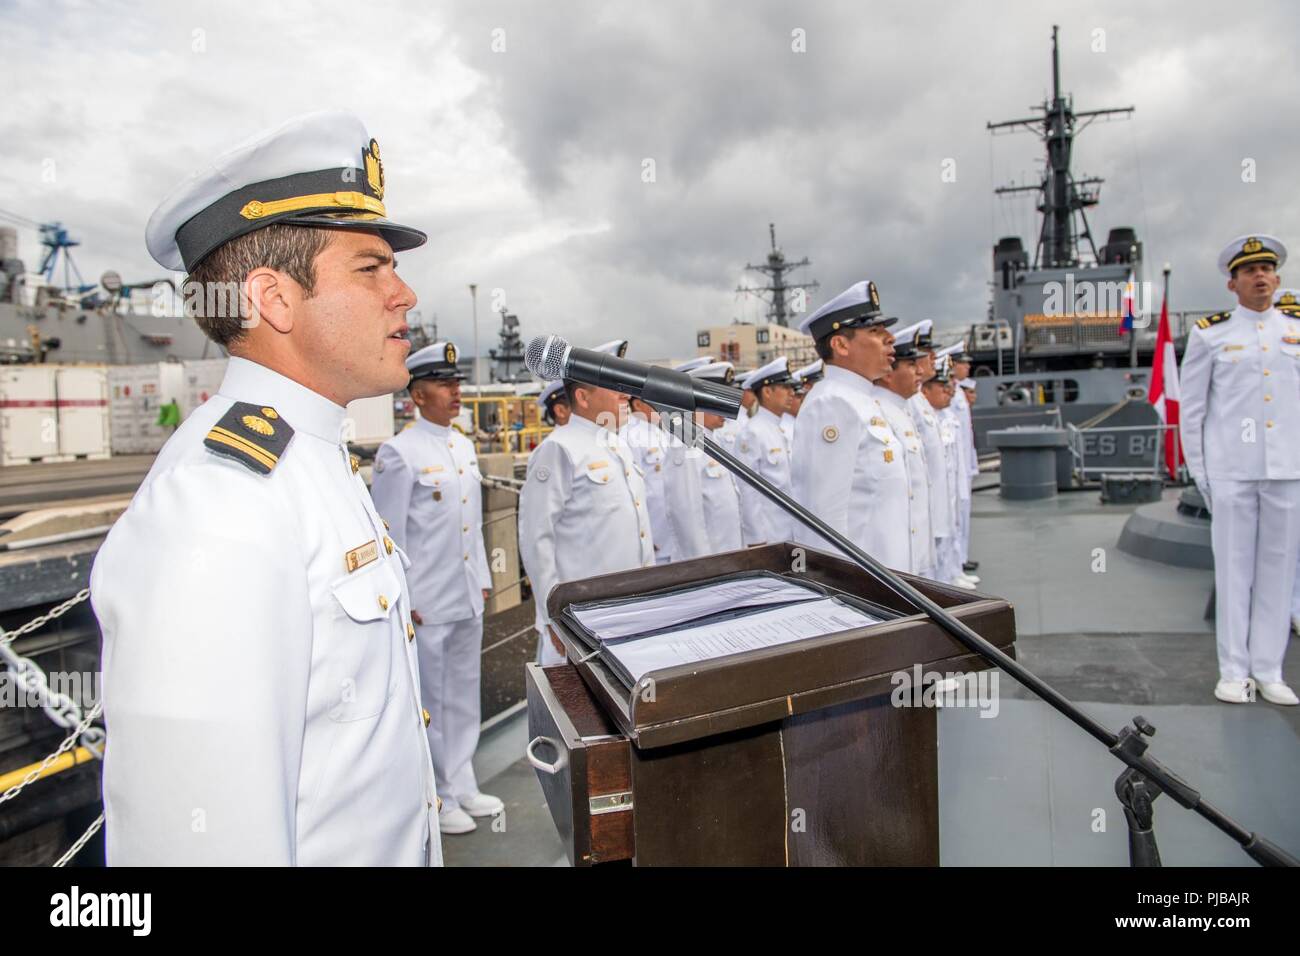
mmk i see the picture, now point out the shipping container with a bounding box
[0,365,110,466]
[107,362,185,455]
[344,393,396,447]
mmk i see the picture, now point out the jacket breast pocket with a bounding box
[328,559,400,722]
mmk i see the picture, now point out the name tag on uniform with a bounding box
[870,416,886,427]
[421,465,445,474]
[1283,336,1300,345]
[345,540,379,573]
[1222,344,1244,352]
[587,460,610,470]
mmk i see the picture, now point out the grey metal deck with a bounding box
[447,485,1300,866]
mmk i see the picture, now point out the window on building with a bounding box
[697,332,710,347]
[721,342,740,363]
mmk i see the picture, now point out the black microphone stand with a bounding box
[651,403,1296,868]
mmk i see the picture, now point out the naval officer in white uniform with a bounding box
[935,343,980,587]
[1274,287,1300,637]
[905,322,956,584]
[667,361,745,557]
[537,378,572,428]
[370,342,502,835]
[619,354,709,565]
[1181,234,1300,706]
[873,324,934,576]
[90,111,441,865]
[790,281,910,569]
[519,349,655,665]
[736,357,798,546]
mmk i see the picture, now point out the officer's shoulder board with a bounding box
[1195,311,1231,331]
[204,401,294,475]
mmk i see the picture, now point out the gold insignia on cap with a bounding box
[822,425,839,443]
[1280,292,1298,306]
[724,367,735,384]
[445,342,457,365]
[365,138,385,200]
[1243,237,1263,255]
[242,415,274,436]
[869,282,880,309]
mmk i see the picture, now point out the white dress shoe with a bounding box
[1213,678,1256,704]
[960,572,980,584]
[438,806,477,834]
[1256,681,1299,706]
[952,577,977,590]
[457,792,505,817]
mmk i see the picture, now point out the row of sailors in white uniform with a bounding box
[518,322,980,666]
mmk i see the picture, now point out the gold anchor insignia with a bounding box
[241,415,274,436]
[445,342,457,365]
[364,138,385,200]
[869,282,880,308]
[1243,237,1262,254]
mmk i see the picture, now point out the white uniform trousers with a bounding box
[417,616,484,811]
[536,627,564,666]
[1208,478,1300,683]
[958,495,973,563]
[936,535,963,585]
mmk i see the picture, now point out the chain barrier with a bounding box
[0,699,104,807]
[52,811,104,868]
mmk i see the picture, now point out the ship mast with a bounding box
[736,223,819,327]
[988,25,1133,269]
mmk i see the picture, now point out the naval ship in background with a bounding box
[961,26,1215,463]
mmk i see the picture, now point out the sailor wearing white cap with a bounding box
[1181,234,1300,705]
[370,342,501,835]
[518,338,654,666]
[790,281,910,570]
[616,355,711,565]
[782,359,823,442]
[667,361,745,557]
[935,342,980,586]
[736,356,798,545]
[537,379,571,427]
[91,111,440,865]
[903,322,955,579]
[873,325,934,577]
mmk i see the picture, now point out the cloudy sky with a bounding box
[2,0,1296,360]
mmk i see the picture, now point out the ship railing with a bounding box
[1066,421,1183,480]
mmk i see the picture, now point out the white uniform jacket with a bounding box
[910,391,953,539]
[1180,304,1300,488]
[736,406,794,546]
[790,365,911,571]
[877,388,933,574]
[370,417,492,623]
[90,358,439,866]
[518,415,655,633]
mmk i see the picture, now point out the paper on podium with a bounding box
[600,597,883,684]
[571,574,821,642]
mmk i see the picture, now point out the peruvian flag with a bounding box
[1149,291,1183,479]
[1119,270,1137,334]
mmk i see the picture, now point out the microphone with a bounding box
[525,335,742,419]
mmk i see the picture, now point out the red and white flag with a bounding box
[1149,291,1183,478]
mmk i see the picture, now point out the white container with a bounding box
[344,393,396,447]
[0,365,109,465]
[52,367,110,459]
[108,362,186,455]
[0,366,59,464]
[180,358,229,418]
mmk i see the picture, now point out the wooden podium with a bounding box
[525,543,1017,866]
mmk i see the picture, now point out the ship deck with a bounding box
[446,482,1300,867]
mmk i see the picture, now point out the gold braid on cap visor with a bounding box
[239,191,386,220]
